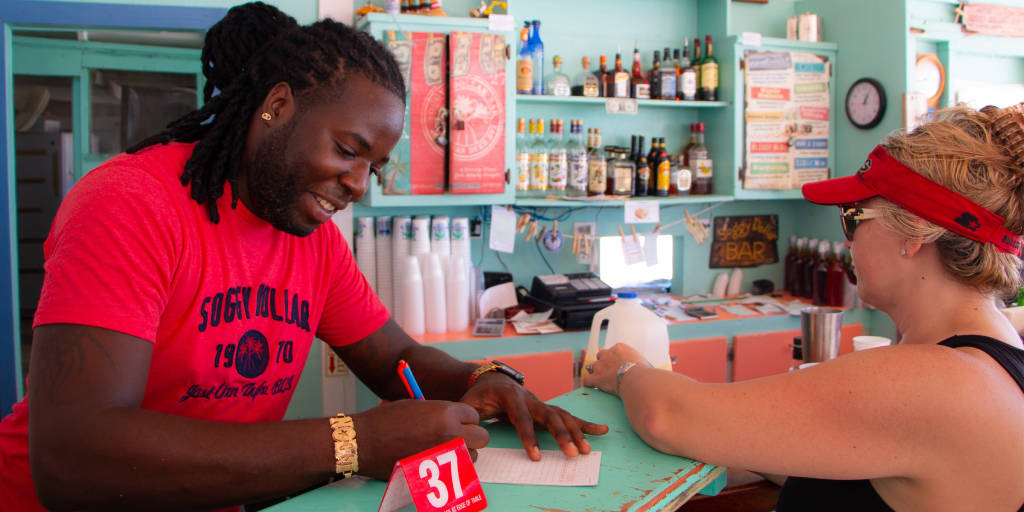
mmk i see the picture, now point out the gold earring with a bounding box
[261,112,272,121]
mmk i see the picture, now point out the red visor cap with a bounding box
[801,145,1023,257]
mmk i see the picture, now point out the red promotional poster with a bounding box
[409,32,448,195]
[448,31,507,194]
[377,438,487,512]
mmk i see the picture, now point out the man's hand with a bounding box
[350,400,489,480]
[582,344,652,396]
[460,373,609,461]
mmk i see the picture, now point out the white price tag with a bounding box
[605,98,639,115]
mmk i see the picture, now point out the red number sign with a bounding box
[379,438,487,512]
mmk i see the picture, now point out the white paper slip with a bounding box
[474,448,601,486]
[488,205,516,254]
[721,304,758,316]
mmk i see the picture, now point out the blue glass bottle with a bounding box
[530,20,544,95]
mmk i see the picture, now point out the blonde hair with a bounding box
[879,105,1024,297]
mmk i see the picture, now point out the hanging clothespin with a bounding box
[536,224,547,243]
[526,219,539,241]
[516,213,530,234]
[629,225,639,244]
[552,220,559,235]
[617,225,626,242]
[583,234,591,256]
[571,232,579,254]
[653,222,662,234]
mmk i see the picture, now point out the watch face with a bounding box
[846,79,886,129]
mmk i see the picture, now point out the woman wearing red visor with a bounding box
[585,105,1024,511]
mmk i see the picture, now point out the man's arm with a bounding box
[28,324,336,511]
[333,318,609,461]
[28,324,487,510]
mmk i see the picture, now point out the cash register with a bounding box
[521,273,614,330]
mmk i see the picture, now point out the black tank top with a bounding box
[776,335,1024,512]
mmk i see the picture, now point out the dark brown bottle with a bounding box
[634,135,651,196]
[784,235,799,295]
[801,239,820,299]
[598,55,612,98]
[826,241,846,307]
[655,139,671,196]
[812,243,831,306]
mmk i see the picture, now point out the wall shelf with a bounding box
[514,194,734,207]
[516,95,729,109]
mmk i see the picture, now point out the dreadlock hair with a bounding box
[127,2,406,223]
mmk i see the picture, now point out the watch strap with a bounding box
[468,360,526,387]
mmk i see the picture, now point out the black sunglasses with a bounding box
[839,206,880,242]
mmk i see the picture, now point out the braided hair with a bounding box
[128,2,406,223]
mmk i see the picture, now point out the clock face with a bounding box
[915,61,942,98]
[846,79,886,129]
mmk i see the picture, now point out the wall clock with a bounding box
[845,77,887,130]
[914,53,946,109]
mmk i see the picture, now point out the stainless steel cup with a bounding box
[800,307,843,363]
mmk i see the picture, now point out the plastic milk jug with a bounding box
[582,292,672,377]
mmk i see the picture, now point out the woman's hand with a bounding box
[582,344,652,396]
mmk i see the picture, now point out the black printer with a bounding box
[522,273,614,330]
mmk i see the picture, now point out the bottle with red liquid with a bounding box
[827,241,846,307]
[801,238,819,299]
[812,243,831,306]
[792,237,808,297]
[784,235,798,295]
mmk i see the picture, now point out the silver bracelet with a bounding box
[616,362,638,395]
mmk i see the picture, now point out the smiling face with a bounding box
[242,74,404,236]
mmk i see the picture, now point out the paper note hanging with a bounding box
[378,438,486,512]
[488,205,516,254]
[624,200,660,224]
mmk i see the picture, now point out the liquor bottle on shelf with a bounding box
[634,135,651,196]
[597,55,613,98]
[571,56,600,97]
[529,118,548,196]
[658,47,677,101]
[812,242,831,306]
[544,55,571,96]
[566,120,588,197]
[689,122,713,194]
[827,241,846,307]
[612,50,630,98]
[607,148,636,196]
[516,24,533,95]
[801,238,820,299]
[679,40,698,101]
[630,45,650,99]
[784,235,799,294]
[692,38,702,100]
[674,154,692,196]
[681,123,697,168]
[529,20,544,95]
[793,237,808,297]
[587,128,607,197]
[515,118,530,194]
[646,136,660,174]
[648,50,662,99]
[700,35,719,101]
[547,119,568,193]
[655,138,671,197]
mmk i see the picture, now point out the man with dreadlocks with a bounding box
[0,3,607,510]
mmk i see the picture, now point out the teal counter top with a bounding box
[266,388,725,512]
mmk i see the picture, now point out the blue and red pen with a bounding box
[397,360,424,400]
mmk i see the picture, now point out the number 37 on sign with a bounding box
[378,438,487,512]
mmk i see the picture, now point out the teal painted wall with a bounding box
[44,0,320,23]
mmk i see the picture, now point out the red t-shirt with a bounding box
[0,142,389,511]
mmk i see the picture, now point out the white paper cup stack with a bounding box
[399,255,425,335]
[446,255,470,332]
[374,216,393,313]
[431,216,451,273]
[391,216,412,322]
[421,253,447,334]
[411,216,431,257]
[451,217,471,263]
[354,217,376,293]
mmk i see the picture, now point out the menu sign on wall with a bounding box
[709,215,779,268]
[743,51,831,190]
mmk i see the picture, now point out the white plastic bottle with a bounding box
[582,291,672,377]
